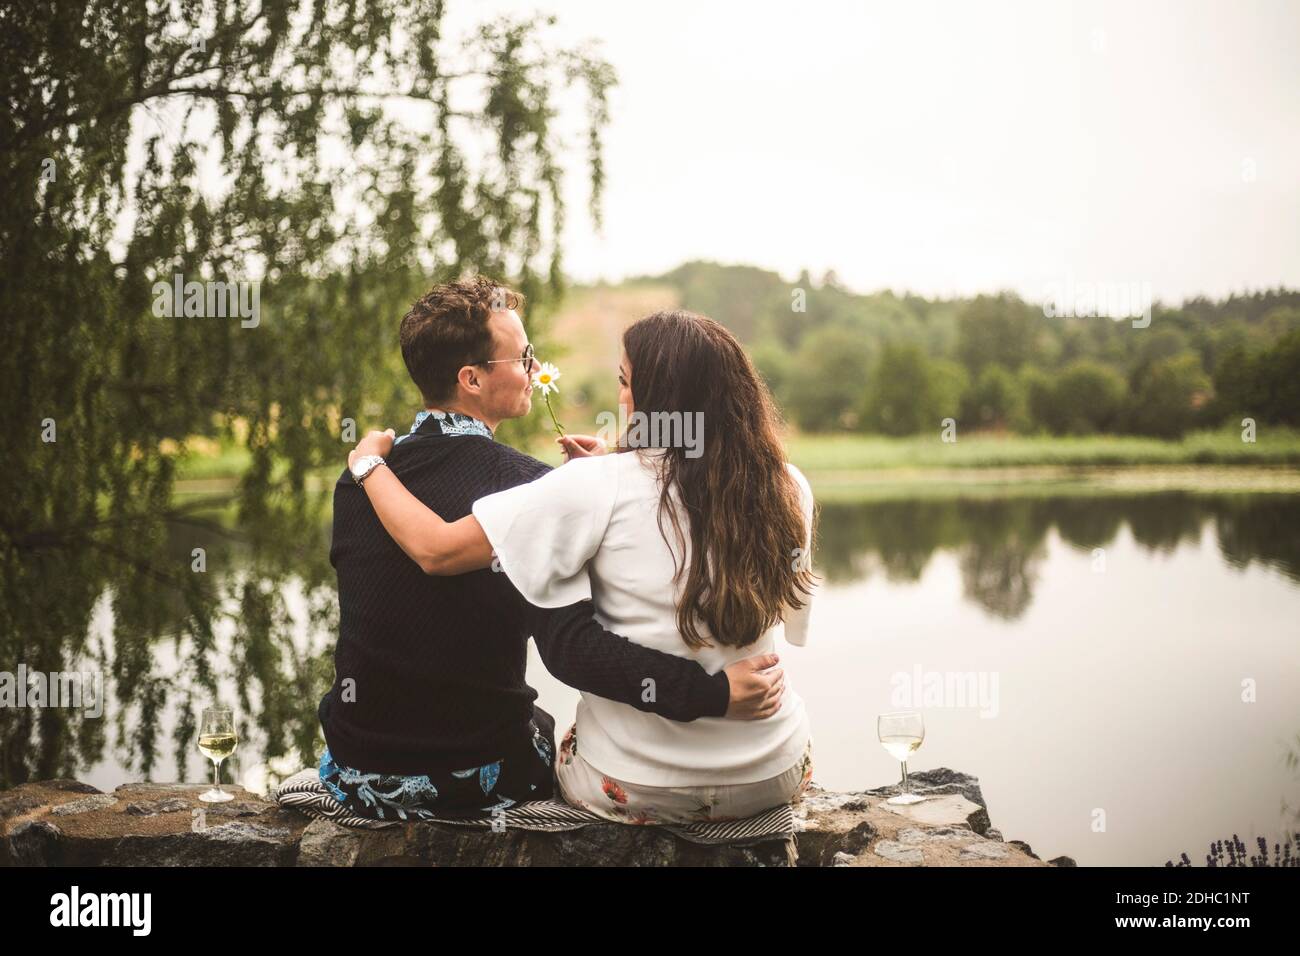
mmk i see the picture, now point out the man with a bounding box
[316,275,783,820]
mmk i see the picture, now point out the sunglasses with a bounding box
[478,342,535,375]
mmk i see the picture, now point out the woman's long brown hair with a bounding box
[620,310,819,649]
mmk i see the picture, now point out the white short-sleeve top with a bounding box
[472,448,815,786]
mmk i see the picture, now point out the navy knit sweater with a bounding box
[317,414,730,774]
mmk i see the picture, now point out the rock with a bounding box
[0,791,47,820]
[897,826,931,844]
[795,793,879,867]
[793,788,879,862]
[125,798,190,816]
[874,767,989,807]
[113,782,203,793]
[108,827,299,867]
[346,818,797,867]
[6,821,63,866]
[959,841,1010,860]
[0,781,308,866]
[873,840,925,864]
[869,768,993,836]
[30,779,101,795]
[204,801,266,818]
[0,767,1066,867]
[792,768,1057,867]
[879,794,987,832]
[50,794,118,816]
[1008,839,1039,860]
[297,818,369,867]
[898,825,972,845]
[1048,856,1078,867]
[204,822,294,843]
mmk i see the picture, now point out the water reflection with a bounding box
[3,490,1298,802]
[815,493,1300,620]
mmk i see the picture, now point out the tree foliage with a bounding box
[651,265,1298,439]
[861,342,967,436]
[0,0,613,786]
[784,324,874,431]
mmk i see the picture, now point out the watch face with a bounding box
[350,458,371,479]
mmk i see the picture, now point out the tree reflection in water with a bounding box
[4,491,1298,790]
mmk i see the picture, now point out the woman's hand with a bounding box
[349,428,395,469]
[557,434,607,462]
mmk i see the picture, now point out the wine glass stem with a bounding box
[212,758,221,793]
[900,760,909,793]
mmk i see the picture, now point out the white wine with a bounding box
[198,732,238,761]
[197,707,238,802]
[879,733,923,762]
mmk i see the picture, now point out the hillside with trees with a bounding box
[599,262,1300,438]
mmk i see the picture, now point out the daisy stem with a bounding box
[544,393,565,438]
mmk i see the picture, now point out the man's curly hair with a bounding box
[399,275,525,405]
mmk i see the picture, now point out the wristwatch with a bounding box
[350,454,387,485]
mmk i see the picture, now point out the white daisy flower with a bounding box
[532,362,561,395]
[529,361,566,437]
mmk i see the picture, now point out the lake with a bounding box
[32,483,1300,866]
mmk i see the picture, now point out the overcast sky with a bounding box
[447,0,1299,304]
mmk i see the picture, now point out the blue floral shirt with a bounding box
[394,408,494,444]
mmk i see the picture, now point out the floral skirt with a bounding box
[554,721,814,825]
[318,706,557,821]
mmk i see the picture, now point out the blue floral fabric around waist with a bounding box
[318,718,555,820]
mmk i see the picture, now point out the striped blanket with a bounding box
[274,768,794,846]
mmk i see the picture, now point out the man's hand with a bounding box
[722,653,785,720]
[348,428,395,469]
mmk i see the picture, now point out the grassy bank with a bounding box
[173,427,1300,498]
[773,428,1300,499]
[780,427,1300,471]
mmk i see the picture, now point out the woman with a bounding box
[350,310,819,823]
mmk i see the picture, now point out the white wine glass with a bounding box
[198,707,238,803]
[878,711,927,805]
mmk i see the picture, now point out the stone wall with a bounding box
[0,768,1076,867]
